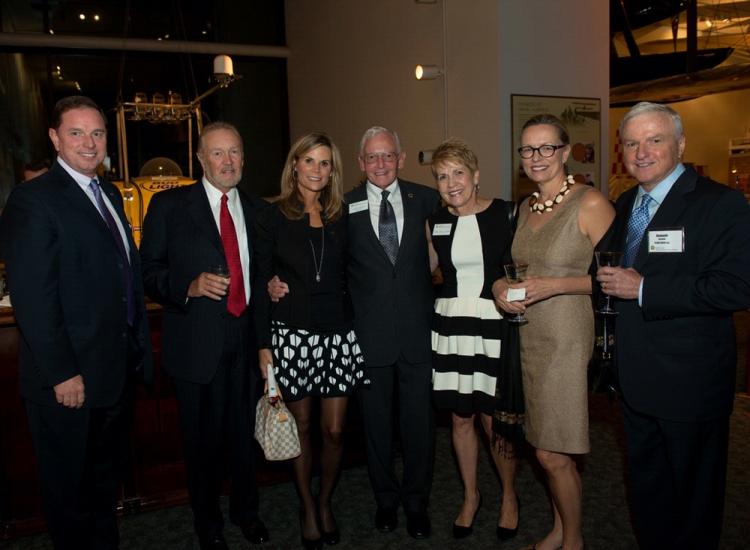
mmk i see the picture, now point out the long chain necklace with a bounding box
[308,226,325,283]
[529,174,575,214]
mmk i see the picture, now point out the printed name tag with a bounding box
[432,223,452,236]
[348,200,368,214]
[507,288,526,301]
[648,228,684,253]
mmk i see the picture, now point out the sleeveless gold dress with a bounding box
[512,188,593,454]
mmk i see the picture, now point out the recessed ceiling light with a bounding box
[79,13,86,20]
[94,14,100,21]
[49,29,54,34]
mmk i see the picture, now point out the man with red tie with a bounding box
[140,122,268,549]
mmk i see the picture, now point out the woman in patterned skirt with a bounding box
[426,138,521,541]
[254,132,368,549]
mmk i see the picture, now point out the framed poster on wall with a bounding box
[511,94,601,201]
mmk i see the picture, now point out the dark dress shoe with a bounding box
[198,534,229,550]
[406,511,431,539]
[496,497,520,541]
[241,519,270,544]
[321,527,340,545]
[301,534,323,550]
[374,507,398,533]
[453,490,482,539]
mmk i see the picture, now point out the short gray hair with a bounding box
[619,102,683,138]
[197,121,243,156]
[358,126,402,156]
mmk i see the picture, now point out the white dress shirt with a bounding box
[366,179,404,242]
[202,178,251,302]
[57,156,131,263]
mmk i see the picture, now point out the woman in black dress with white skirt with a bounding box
[426,138,521,541]
[255,132,368,549]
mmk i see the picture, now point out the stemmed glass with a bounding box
[595,251,622,316]
[503,262,529,325]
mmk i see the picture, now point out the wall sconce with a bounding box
[415,64,443,80]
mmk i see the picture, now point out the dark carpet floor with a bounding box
[3,393,748,550]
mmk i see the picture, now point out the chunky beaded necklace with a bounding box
[528,174,575,214]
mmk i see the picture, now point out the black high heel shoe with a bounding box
[452,490,482,539]
[496,496,520,541]
[299,510,323,550]
[317,497,340,545]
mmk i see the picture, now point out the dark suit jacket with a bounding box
[0,161,152,407]
[609,167,750,421]
[140,182,266,384]
[345,180,439,367]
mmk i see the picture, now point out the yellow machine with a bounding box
[112,55,240,246]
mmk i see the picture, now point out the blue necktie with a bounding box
[623,193,653,268]
[379,190,399,264]
[90,179,135,326]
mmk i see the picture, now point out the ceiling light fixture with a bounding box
[79,13,86,21]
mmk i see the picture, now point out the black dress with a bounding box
[428,199,513,414]
[254,204,368,401]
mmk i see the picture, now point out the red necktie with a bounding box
[220,194,246,317]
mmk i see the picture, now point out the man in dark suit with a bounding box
[597,102,750,550]
[346,126,439,539]
[0,95,152,550]
[140,122,268,550]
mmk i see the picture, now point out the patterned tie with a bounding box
[379,190,399,264]
[89,179,135,326]
[623,193,653,267]
[220,194,247,317]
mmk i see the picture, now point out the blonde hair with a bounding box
[278,132,344,222]
[430,137,478,178]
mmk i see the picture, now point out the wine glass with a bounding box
[595,251,623,316]
[503,262,529,325]
[209,264,229,278]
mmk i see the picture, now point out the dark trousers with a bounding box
[622,400,729,550]
[358,359,434,514]
[172,315,260,539]
[25,380,133,550]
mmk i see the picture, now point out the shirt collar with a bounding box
[57,156,98,187]
[366,178,400,200]
[202,176,238,206]
[637,163,685,206]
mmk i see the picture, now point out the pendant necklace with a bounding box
[309,226,325,282]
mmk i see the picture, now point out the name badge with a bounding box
[432,223,452,236]
[348,200,368,214]
[648,228,684,253]
[507,287,526,301]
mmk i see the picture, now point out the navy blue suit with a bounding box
[607,166,750,549]
[0,161,152,549]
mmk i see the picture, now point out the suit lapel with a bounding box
[187,183,224,255]
[238,190,255,256]
[630,168,696,270]
[396,183,417,264]
[348,184,387,258]
[54,163,117,237]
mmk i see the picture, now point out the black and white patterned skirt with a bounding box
[271,320,369,401]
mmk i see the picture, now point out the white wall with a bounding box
[285,0,609,198]
[498,0,610,198]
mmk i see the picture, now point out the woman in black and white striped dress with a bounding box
[426,138,521,541]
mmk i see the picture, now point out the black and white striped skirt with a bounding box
[431,296,502,415]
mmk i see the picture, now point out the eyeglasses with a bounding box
[517,144,566,159]
[362,152,398,164]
